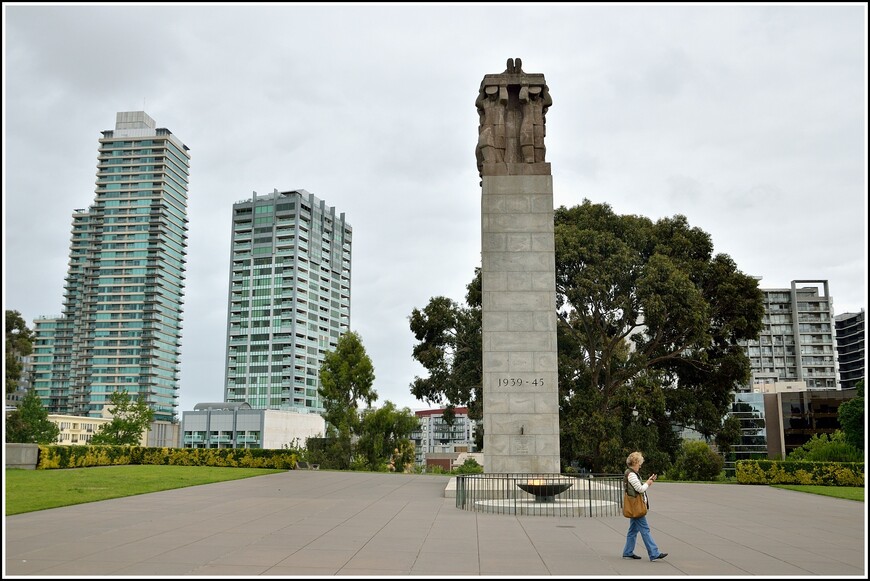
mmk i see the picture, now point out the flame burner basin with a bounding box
[517,480,574,502]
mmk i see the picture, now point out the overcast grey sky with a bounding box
[3,3,867,414]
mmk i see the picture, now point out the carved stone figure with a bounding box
[520,84,552,163]
[476,58,551,176]
[476,84,507,172]
[504,57,523,74]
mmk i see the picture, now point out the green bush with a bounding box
[35,445,297,470]
[453,457,484,474]
[736,459,864,486]
[787,431,862,462]
[667,440,724,481]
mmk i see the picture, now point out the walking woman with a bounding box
[622,451,668,561]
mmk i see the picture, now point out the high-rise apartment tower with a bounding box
[223,189,351,413]
[33,111,190,422]
[834,310,865,391]
[740,280,838,390]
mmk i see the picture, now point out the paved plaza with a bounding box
[4,470,867,577]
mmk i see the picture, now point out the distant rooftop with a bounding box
[193,402,252,411]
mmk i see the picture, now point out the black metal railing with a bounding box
[455,473,623,517]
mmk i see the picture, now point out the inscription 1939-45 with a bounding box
[496,377,545,388]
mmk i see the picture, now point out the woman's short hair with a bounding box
[626,451,644,467]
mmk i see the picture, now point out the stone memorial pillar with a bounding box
[478,58,560,474]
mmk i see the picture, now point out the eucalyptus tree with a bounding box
[554,200,764,471]
[6,310,34,394]
[318,330,376,468]
[408,200,764,472]
[409,269,482,445]
[838,380,864,451]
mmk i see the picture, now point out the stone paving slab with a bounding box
[3,470,866,577]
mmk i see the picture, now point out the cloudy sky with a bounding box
[3,3,867,414]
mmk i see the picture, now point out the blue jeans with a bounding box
[623,515,661,560]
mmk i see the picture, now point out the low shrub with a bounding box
[35,445,297,470]
[668,440,724,481]
[453,457,484,474]
[736,459,864,486]
[787,431,863,462]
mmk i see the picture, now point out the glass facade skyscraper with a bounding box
[33,111,190,422]
[224,189,351,413]
[31,316,61,411]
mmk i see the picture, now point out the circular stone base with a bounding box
[473,498,618,516]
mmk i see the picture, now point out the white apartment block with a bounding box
[411,407,479,466]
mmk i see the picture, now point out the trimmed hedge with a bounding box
[736,459,864,486]
[36,445,298,470]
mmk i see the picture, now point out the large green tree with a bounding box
[6,310,35,394]
[318,330,377,469]
[838,380,864,451]
[5,388,60,444]
[355,401,420,471]
[408,200,764,473]
[90,390,155,445]
[409,269,482,423]
[555,201,764,471]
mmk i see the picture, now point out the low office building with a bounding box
[181,402,325,449]
[50,414,111,445]
[724,384,857,474]
[763,385,856,458]
[47,413,180,447]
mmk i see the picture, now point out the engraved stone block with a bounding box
[511,435,534,455]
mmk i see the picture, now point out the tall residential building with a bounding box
[30,316,62,410]
[224,189,351,413]
[834,310,865,390]
[740,280,838,391]
[33,111,190,422]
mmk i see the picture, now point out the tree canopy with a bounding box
[409,269,482,421]
[408,200,764,473]
[355,401,419,471]
[5,388,60,444]
[319,330,377,429]
[837,380,864,451]
[317,330,377,469]
[554,201,764,471]
[312,331,420,472]
[89,390,155,446]
[6,310,35,394]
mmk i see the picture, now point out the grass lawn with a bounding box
[4,465,285,515]
[663,478,864,502]
[771,484,864,502]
